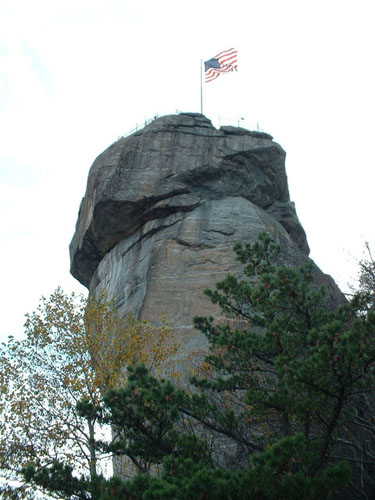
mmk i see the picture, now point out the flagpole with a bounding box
[200,59,203,115]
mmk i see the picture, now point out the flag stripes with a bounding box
[204,48,238,83]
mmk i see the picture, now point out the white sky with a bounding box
[1,0,374,341]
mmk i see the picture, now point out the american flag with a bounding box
[204,48,238,83]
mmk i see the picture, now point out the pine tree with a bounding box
[21,234,375,499]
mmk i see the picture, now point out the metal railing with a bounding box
[117,112,265,142]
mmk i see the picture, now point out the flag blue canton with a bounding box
[204,58,221,72]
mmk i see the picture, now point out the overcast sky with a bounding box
[1,0,374,341]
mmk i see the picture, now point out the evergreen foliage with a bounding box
[6,233,375,499]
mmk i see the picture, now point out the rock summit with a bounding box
[70,112,342,357]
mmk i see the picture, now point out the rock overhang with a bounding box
[70,112,309,289]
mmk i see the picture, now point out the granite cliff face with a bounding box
[70,112,342,359]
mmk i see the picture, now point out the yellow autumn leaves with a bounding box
[0,287,178,498]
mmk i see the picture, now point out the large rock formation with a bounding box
[70,112,343,360]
